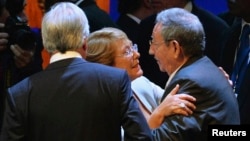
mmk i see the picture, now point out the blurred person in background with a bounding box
[116,0,156,44]
[219,0,250,124]
[0,0,43,132]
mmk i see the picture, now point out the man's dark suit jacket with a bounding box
[218,11,236,26]
[78,0,118,32]
[0,58,152,141]
[137,3,229,88]
[116,14,141,45]
[152,56,240,141]
[220,18,250,124]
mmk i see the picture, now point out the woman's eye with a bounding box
[124,50,130,55]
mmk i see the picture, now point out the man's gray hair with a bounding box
[156,8,205,57]
[42,2,89,53]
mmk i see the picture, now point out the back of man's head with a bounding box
[42,2,89,54]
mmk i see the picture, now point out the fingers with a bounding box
[184,105,194,115]
[0,27,9,51]
[218,66,233,86]
[179,102,185,108]
[0,32,8,38]
[11,45,34,56]
[11,45,22,57]
[169,84,180,96]
[171,94,196,116]
[0,38,8,51]
[162,84,197,117]
[218,66,224,72]
[178,94,196,112]
[181,101,196,111]
[176,106,193,116]
[218,66,229,79]
[0,23,4,28]
[178,94,196,102]
[10,45,34,68]
[174,101,196,116]
[227,79,233,86]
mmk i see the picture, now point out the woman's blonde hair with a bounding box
[86,27,128,66]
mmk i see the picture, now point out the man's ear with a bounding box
[82,37,87,51]
[82,43,87,51]
[78,38,87,58]
[171,40,183,58]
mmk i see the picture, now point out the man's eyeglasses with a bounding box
[149,40,165,47]
[116,44,138,57]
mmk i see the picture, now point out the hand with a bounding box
[218,67,233,86]
[159,84,196,117]
[10,45,34,68]
[0,23,9,51]
[148,84,196,129]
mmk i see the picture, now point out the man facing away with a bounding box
[0,2,152,141]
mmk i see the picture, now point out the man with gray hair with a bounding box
[0,2,152,141]
[148,8,240,141]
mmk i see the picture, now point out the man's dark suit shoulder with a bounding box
[116,14,141,44]
[79,3,118,32]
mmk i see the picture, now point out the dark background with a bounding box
[109,0,228,21]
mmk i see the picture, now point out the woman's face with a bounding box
[113,39,143,81]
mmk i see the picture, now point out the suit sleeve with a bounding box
[152,80,208,141]
[119,72,153,141]
[1,87,27,141]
